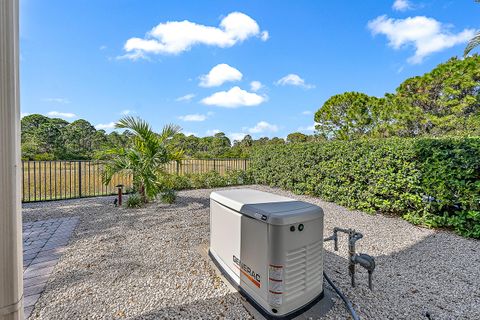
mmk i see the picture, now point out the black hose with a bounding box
[323,271,360,320]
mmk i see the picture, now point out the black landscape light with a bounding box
[115,184,124,206]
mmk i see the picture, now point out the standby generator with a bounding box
[209,189,325,318]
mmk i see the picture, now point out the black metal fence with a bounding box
[163,158,250,175]
[22,158,250,202]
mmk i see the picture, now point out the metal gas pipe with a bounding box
[324,227,376,290]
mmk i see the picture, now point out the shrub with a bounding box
[33,153,55,161]
[408,138,480,238]
[191,171,227,189]
[169,174,192,190]
[250,137,480,238]
[160,188,176,204]
[125,193,143,208]
[225,169,254,185]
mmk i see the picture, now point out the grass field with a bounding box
[22,159,250,202]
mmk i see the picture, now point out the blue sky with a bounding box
[20,0,479,141]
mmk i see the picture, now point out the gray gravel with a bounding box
[23,185,480,320]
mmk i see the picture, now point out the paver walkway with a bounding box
[22,217,79,319]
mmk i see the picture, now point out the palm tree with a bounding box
[464,0,480,57]
[102,116,182,202]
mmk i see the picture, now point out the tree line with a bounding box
[21,114,299,160]
[314,56,480,140]
[21,114,132,160]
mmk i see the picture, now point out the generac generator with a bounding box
[209,189,325,318]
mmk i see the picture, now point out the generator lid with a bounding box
[210,189,323,225]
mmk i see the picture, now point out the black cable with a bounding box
[323,271,360,320]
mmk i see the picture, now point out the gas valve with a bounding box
[324,228,376,290]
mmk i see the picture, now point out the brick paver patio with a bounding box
[22,217,79,319]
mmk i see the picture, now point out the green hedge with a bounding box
[250,137,480,238]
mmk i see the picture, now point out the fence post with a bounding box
[78,161,82,197]
[176,161,179,175]
[213,159,216,172]
[244,159,247,170]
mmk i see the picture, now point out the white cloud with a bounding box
[95,122,116,130]
[392,0,411,11]
[120,109,133,115]
[229,132,247,141]
[100,45,107,50]
[176,93,196,102]
[247,121,278,133]
[178,114,207,122]
[199,64,242,87]
[201,86,266,108]
[368,15,475,64]
[21,112,31,118]
[250,80,263,92]
[298,123,318,132]
[302,110,312,115]
[47,111,77,119]
[182,131,197,136]
[206,129,221,136]
[261,31,269,41]
[117,51,148,61]
[275,74,315,89]
[44,97,70,104]
[121,12,268,58]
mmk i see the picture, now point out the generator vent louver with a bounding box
[284,239,323,302]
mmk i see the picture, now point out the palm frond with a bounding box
[168,148,184,162]
[93,147,124,160]
[102,147,127,157]
[464,32,480,57]
[158,123,182,142]
[102,156,130,185]
[116,116,154,140]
